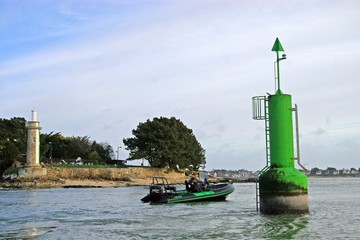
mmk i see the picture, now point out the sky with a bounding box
[1,0,359,171]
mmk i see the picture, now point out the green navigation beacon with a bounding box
[252,38,309,214]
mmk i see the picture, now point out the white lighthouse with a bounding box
[18,109,47,177]
[26,109,41,166]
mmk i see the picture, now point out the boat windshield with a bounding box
[199,171,208,182]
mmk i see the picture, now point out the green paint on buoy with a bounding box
[252,38,309,214]
[268,93,294,169]
[271,37,284,52]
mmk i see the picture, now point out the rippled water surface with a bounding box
[1,178,359,239]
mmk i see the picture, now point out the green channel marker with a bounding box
[252,38,309,214]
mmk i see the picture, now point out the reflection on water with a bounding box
[259,215,309,239]
[4,226,56,240]
[0,178,360,239]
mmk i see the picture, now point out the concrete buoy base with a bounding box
[259,167,309,214]
[260,194,309,214]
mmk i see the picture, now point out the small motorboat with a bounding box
[141,176,235,204]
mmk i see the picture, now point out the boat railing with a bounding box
[151,176,176,194]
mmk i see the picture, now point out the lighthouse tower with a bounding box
[26,109,41,166]
[252,38,309,214]
[18,109,47,177]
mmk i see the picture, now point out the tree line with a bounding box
[1,116,206,176]
[0,117,114,175]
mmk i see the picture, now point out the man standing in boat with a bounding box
[186,173,202,192]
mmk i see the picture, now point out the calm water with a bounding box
[1,178,359,239]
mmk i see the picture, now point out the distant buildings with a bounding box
[209,167,359,179]
[306,167,359,176]
[209,169,259,179]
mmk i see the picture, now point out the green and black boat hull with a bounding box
[141,181,235,204]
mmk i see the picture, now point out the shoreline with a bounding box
[0,165,258,189]
[0,176,188,189]
[0,176,258,189]
[2,175,358,189]
[0,167,190,189]
[3,166,356,189]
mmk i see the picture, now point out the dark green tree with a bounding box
[123,117,206,170]
[88,151,101,162]
[0,117,27,173]
[0,142,19,176]
[90,141,114,163]
[41,134,114,162]
[67,136,91,159]
[41,132,71,159]
[0,117,27,155]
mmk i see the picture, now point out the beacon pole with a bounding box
[252,38,309,214]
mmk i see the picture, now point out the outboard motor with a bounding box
[148,185,163,202]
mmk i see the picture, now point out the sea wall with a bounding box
[46,167,187,182]
[0,167,189,189]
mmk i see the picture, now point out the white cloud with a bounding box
[1,0,360,170]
